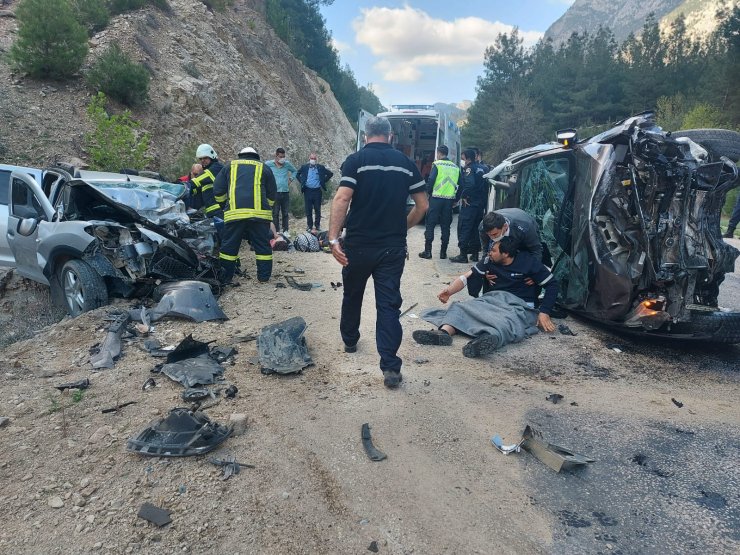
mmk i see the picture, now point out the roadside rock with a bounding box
[48,496,64,509]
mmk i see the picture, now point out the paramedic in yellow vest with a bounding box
[213,147,277,284]
[418,145,462,260]
[190,143,225,219]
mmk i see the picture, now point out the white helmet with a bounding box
[239,147,257,155]
[196,144,217,159]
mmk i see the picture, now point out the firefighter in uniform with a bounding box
[450,148,487,263]
[418,145,462,259]
[190,143,225,219]
[213,147,277,284]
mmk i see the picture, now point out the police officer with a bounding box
[450,149,487,263]
[190,144,225,219]
[479,208,543,261]
[213,147,277,284]
[419,145,461,259]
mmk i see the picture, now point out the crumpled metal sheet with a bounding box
[132,281,227,323]
[491,425,594,472]
[90,313,131,369]
[126,408,231,457]
[161,355,224,388]
[257,316,313,375]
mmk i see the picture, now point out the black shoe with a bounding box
[439,249,447,259]
[449,253,468,263]
[412,329,452,346]
[724,229,736,238]
[469,252,479,262]
[462,333,498,358]
[418,250,432,259]
[344,343,357,353]
[383,370,403,388]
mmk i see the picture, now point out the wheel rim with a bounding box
[63,268,85,314]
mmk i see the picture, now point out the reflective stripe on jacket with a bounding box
[214,158,277,223]
[191,159,224,215]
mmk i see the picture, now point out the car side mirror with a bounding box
[17,217,39,236]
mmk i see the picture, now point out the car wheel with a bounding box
[669,310,740,344]
[672,129,740,161]
[60,259,108,317]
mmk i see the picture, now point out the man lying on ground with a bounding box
[414,237,557,357]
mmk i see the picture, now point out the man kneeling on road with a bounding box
[414,237,557,357]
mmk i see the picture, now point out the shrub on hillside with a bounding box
[85,92,152,171]
[108,0,169,15]
[86,43,150,106]
[10,0,88,80]
[72,0,110,36]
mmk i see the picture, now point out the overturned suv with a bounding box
[2,167,219,316]
[485,112,740,343]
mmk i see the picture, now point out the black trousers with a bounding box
[424,197,454,246]
[457,203,484,254]
[304,188,322,230]
[729,194,740,230]
[340,246,406,373]
[272,192,290,232]
[219,219,273,283]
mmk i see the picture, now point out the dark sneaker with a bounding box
[469,252,479,262]
[724,230,735,238]
[383,370,403,388]
[462,333,498,358]
[418,250,432,259]
[344,343,357,353]
[449,253,468,263]
[412,329,452,346]
[439,249,447,259]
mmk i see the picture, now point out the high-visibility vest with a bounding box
[215,160,274,222]
[431,159,460,199]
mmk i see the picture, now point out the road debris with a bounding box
[558,323,577,336]
[137,502,172,527]
[671,398,684,408]
[546,393,564,404]
[209,456,255,480]
[55,378,91,391]
[361,423,387,462]
[491,425,594,472]
[400,302,418,318]
[142,377,157,391]
[258,317,313,375]
[101,401,137,414]
[285,276,313,291]
[90,312,130,369]
[131,281,227,324]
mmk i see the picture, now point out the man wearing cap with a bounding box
[328,116,428,389]
[265,147,298,234]
[213,147,277,284]
[296,153,334,233]
[190,143,224,219]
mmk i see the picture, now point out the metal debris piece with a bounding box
[211,346,237,363]
[671,398,684,408]
[257,317,313,375]
[546,393,564,404]
[56,378,91,391]
[361,423,387,462]
[133,281,227,323]
[137,502,172,527]
[161,356,224,388]
[606,343,626,353]
[181,388,212,402]
[90,312,131,369]
[399,302,419,318]
[224,385,238,398]
[491,434,525,455]
[126,408,232,457]
[167,335,212,363]
[209,456,255,480]
[101,401,137,414]
[142,378,156,391]
[285,275,313,291]
[558,323,577,336]
[491,425,594,472]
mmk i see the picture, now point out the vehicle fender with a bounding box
[38,224,95,280]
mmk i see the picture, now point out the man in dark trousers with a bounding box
[724,194,740,238]
[328,116,428,389]
[296,153,333,233]
[418,145,461,260]
[450,149,487,263]
[213,147,277,284]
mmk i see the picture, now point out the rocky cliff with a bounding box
[545,0,735,45]
[0,0,356,172]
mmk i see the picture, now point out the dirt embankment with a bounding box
[0,224,738,554]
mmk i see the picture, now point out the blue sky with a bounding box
[320,0,575,109]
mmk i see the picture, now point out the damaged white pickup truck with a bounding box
[0,166,219,316]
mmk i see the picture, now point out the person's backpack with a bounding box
[293,232,320,252]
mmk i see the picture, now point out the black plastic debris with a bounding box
[211,346,237,363]
[167,335,212,363]
[102,401,137,414]
[257,317,313,375]
[90,312,131,369]
[368,541,379,553]
[361,423,387,462]
[127,408,231,457]
[142,378,156,391]
[132,281,227,324]
[224,385,238,398]
[181,388,211,402]
[285,276,313,291]
[546,393,564,404]
[275,282,287,289]
[56,378,90,391]
[137,502,172,527]
[161,356,224,388]
[671,398,684,408]
[209,456,255,480]
[330,281,343,290]
[558,323,577,336]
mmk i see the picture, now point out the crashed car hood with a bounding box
[61,179,199,268]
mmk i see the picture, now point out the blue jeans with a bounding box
[340,246,406,372]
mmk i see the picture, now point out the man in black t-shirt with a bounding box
[328,116,429,389]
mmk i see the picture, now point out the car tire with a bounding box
[672,129,740,161]
[669,310,740,344]
[59,259,108,317]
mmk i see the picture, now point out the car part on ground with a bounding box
[160,355,225,388]
[165,334,212,363]
[137,503,172,527]
[129,281,227,324]
[181,387,213,402]
[257,317,313,375]
[209,456,255,480]
[90,312,131,369]
[361,423,387,462]
[485,112,740,342]
[491,425,594,472]
[101,401,137,414]
[126,408,232,457]
[55,378,91,391]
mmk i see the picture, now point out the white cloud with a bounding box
[331,37,355,56]
[352,6,543,83]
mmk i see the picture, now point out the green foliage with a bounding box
[85,92,152,171]
[108,0,169,15]
[159,139,200,182]
[71,389,84,403]
[289,183,306,219]
[656,93,687,132]
[86,43,150,106]
[265,0,384,121]
[10,0,88,80]
[724,188,738,221]
[681,103,727,129]
[72,0,110,36]
[201,0,233,12]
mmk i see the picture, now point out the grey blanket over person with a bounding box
[420,291,539,348]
